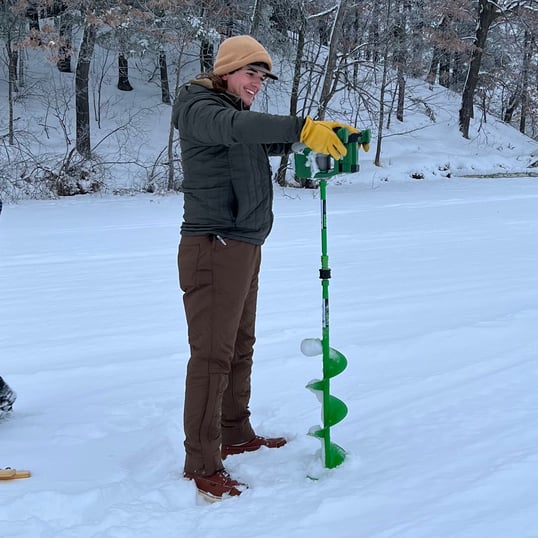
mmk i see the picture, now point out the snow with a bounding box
[2,64,538,538]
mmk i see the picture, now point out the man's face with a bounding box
[222,66,267,107]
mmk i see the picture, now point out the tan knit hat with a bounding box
[213,35,278,80]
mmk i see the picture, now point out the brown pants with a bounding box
[178,235,261,475]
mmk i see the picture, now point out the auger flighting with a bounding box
[294,126,370,469]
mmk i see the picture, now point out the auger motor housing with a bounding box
[294,127,370,180]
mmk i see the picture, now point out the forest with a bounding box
[1,0,537,199]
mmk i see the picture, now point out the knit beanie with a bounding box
[213,35,278,80]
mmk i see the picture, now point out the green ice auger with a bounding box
[300,178,349,469]
[296,126,369,468]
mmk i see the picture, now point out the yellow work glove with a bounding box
[300,117,359,160]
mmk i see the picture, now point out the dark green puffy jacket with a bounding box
[172,80,304,245]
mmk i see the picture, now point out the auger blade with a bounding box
[307,424,325,439]
[324,442,347,469]
[307,427,347,469]
[325,347,348,378]
[306,378,325,394]
[326,395,348,427]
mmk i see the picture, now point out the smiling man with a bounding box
[171,35,356,501]
[222,63,268,108]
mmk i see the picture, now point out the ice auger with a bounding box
[295,126,370,469]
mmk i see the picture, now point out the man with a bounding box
[172,35,356,501]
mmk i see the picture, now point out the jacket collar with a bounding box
[189,79,247,110]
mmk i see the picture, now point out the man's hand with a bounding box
[300,117,358,160]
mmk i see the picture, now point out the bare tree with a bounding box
[393,0,409,122]
[317,0,348,120]
[1,0,29,145]
[517,27,533,133]
[459,0,500,138]
[275,1,307,186]
[503,17,536,136]
[374,0,393,167]
[75,20,97,158]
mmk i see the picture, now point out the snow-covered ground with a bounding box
[2,169,537,537]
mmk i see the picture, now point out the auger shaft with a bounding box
[319,179,333,464]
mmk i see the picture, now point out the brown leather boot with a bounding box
[184,469,248,501]
[221,435,287,459]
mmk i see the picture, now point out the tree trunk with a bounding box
[426,46,440,85]
[199,39,214,72]
[394,3,408,122]
[504,90,520,124]
[367,1,381,63]
[167,45,186,192]
[426,15,448,86]
[374,0,392,167]
[7,43,18,92]
[26,5,40,31]
[520,88,528,133]
[6,39,16,145]
[451,52,467,91]
[76,23,96,159]
[276,11,306,186]
[117,53,133,91]
[18,48,24,88]
[250,0,263,36]
[408,0,425,77]
[159,51,171,104]
[318,0,348,119]
[57,14,72,73]
[198,6,214,72]
[439,51,450,88]
[519,29,531,134]
[459,0,497,138]
[396,67,406,122]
